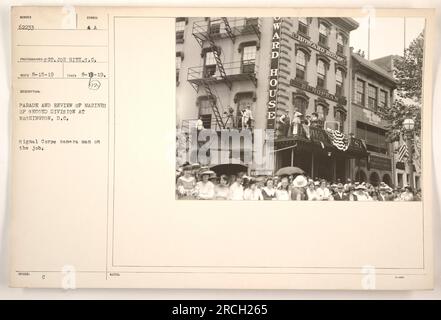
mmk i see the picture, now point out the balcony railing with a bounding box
[276,125,369,157]
[187,60,258,86]
[192,17,261,43]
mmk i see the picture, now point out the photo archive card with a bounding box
[9,6,435,289]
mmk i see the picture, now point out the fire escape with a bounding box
[188,17,261,131]
[191,18,236,130]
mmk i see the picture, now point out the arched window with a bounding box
[355,169,367,182]
[293,96,308,116]
[382,174,392,187]
[335,68,344,97]
[317,59,326,89]
[316,104,327,122]
[369,172,380,187]
[319,23,329,46]
[296,50,307,80]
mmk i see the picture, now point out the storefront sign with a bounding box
[360,155,392,171]
[292,32,346,63]
[266,17,282,130]
[290,78,339,102]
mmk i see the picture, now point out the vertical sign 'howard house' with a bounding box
[266,17,282,130]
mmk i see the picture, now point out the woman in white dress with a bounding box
[275,177,290,200]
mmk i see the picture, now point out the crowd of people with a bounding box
[176,165,421,201]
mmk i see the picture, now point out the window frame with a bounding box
[355,78,366,106]
[295,50,307,81]
[298,17,309,36]
[316,59,327,89]
[368,84,378,110]
[318,23,329,47]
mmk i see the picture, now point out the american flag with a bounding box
[326,128,349,151]
[397,144,409,162]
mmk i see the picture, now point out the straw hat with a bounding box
[292,175,308,188]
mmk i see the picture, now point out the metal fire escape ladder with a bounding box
[221,18,236,43]
[202,81,225,130]
[205,38,232,90]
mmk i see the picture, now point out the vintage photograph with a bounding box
[175,16,424,201]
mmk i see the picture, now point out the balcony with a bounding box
[182,111,258,132]
[275,125,369,158]
[187,60,258,87]
[192,17,261,45]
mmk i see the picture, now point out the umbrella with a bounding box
[209,163,248,176]
[275,166,304,176]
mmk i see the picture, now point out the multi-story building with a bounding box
[347,52,397,186]
[176,17,379,181]
[370,54,422,189]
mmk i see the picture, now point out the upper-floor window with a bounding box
[316,104,327,122]
[355,79,365,105]
[209,21,221,35]
[368,84,378,110]
[242,45,257,73]
[176,53,183,85]
[317,60,326,89]
[379,90,388,109]
[335,69,344,97]
[204,51,217,77]
[176,20,185,42]
[335,110,345,132]
[356,121,388,155]
[176,56,182,70]
[298,17,308,36]
[296,50,307,80]
[319,23,329,47]
[294,96,308,116]
[176,20,185,32]
[336,33,346,55]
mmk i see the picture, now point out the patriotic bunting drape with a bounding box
[326,128,349,151]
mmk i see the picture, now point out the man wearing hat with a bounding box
[290,175,308,200]
[333,183,349,201]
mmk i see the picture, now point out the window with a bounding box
[356,121,388,154]
[209,22,221,35]
[242,45,256,73]
[175,56,182,70]
[175,20,185,32]
[294,97,308,115]
[316,104,327,122]
[335,110,345,132]
[245,18,258,27]
[198,97,216,129]
[379,90,388,109]
[335,69,343,97]
[368,84,378,110]
[176,56,181,84]
[355,79,365,105]
[336,33,345,55]
[317,60,326,89]
[319,23,329,47]
[296,50,307,80]
[397,173,403,187]
[298,17,308,35]
[204,51,217,77]
[176,20,185,42]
